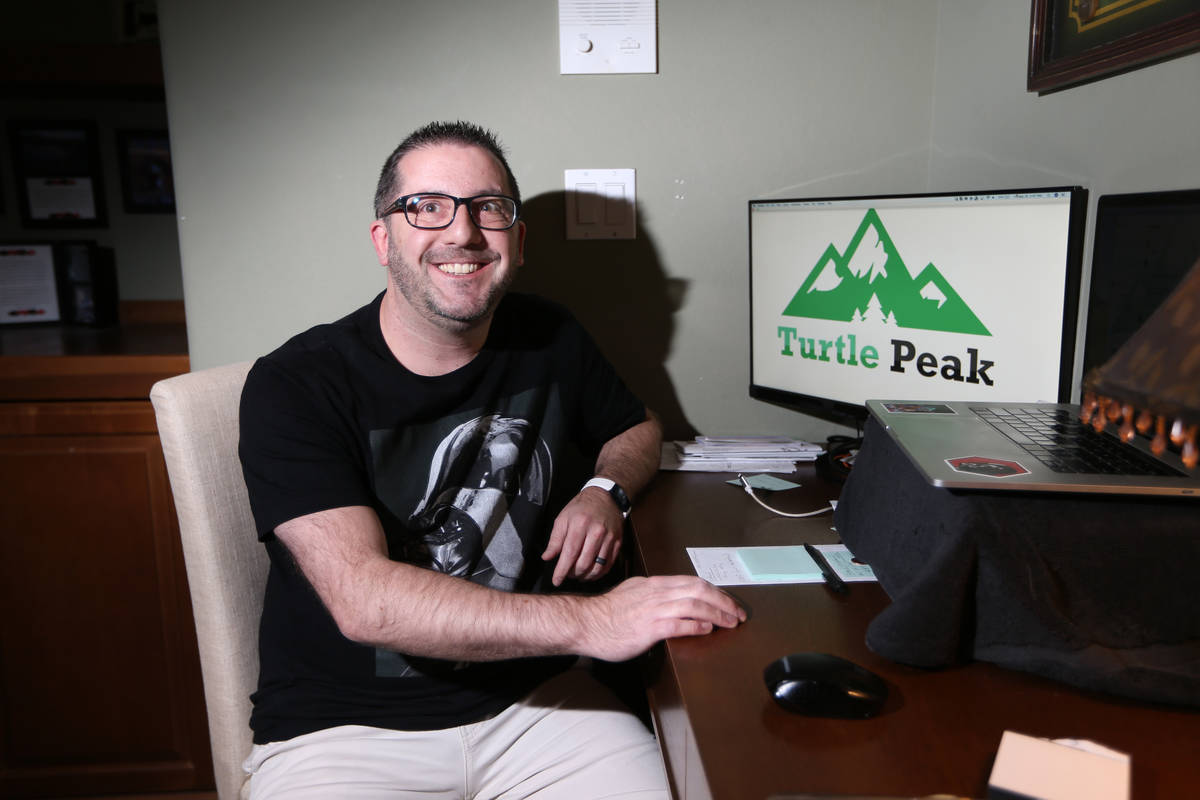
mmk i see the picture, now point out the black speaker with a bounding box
[54,241,119,326]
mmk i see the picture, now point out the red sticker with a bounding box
[946,455,1030,478]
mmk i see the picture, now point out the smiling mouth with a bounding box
[436,262,486,275]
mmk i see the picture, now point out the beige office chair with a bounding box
[151,361,264,800]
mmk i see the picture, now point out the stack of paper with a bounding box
[660,435,824,473]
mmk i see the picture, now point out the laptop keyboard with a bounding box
[971,406,1183,476]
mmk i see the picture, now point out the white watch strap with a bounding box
[582,477,630,518]
[582,477,616,493]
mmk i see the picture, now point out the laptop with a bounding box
[865,399,1200,498]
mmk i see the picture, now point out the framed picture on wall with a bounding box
[8,121,108,228]
[0,244,61,324]
[1028,0,1200,94]
[117,129,176,213]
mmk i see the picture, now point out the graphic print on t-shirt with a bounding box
[406,412,553,586]
[369,387,561,678]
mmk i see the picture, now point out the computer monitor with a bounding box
[749,186,1089,425]
[1081,188,1200,381]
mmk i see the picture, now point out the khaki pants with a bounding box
[244,665,669,799]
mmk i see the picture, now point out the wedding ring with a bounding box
[594,556,607,566]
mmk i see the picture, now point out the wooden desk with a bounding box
[631,467,1199,800]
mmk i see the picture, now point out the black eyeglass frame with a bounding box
[380,192,522,231]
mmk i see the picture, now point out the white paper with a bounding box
[990,730,1129,800]
[1,244,60,323]
[687,544,877,586]
[659,440,820,473]
[26,176,97,221]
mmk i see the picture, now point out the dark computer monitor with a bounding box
[748,187,1089,425]
[1081,188,1200,380]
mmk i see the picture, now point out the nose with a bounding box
[442,200,486,245]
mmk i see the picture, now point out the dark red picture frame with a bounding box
[1028,0,1200,94]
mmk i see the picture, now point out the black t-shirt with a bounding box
[238,291,645,744]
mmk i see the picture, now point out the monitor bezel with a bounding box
[747,185,1090,426]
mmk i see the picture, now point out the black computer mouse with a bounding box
[764,652,888,718]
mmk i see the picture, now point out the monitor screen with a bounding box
[749,187,1088,424]
[1081,188,1200,380]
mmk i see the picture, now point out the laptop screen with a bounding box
[1080,188,1200,380]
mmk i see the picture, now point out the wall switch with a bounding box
[559,0,657,75]
[565,169,636,239]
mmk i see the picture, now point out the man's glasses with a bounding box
[381,193,521,231]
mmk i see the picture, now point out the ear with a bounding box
[370,218,391,266]
[515,219,527,267]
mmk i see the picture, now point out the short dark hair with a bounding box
[373,121,521,218]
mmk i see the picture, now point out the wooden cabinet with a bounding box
[0,318,213,798]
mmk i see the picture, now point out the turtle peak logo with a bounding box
[783,208,990,336]
[774,208,997,386]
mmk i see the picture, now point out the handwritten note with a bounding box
[687,544,877,586]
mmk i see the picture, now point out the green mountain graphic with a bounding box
[781,208,991,335]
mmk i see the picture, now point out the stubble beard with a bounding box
[387,245,513,330]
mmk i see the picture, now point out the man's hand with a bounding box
[542,410,662,586]
[542,486,622,585]
[275,506,744,664]
[573,575,747,662]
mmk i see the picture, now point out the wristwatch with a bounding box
[582,477,632,518]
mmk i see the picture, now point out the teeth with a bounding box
[437,263,481,275]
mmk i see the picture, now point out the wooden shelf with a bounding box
[0,42,164,98]
[0,318,189,400]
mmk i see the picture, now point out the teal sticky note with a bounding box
[736,547,821,581]
[818,546,877,581]
[727,474,801,491]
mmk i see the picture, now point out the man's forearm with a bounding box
[348,557,742,664]
[344,556,589,660]
[277,506,585,661]
[592,410,662,498]
[542,410,663,585]
[278,504,745,665]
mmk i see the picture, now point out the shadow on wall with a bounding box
[513,190,698,441]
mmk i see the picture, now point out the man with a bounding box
[238,120,745,798]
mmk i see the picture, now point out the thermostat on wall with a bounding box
[559,0,657,74]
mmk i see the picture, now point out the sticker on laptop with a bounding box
[946,455,1030,478]
[883,402,957,414]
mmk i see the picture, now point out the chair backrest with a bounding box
[151,361,264,800]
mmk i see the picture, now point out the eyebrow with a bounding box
[404,188,508,196]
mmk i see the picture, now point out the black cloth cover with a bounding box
[835,417,1200,708]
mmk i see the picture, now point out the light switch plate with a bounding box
[565,169,636,240]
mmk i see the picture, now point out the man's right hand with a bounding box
[572,575,746,663]
[276,506,744,664]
